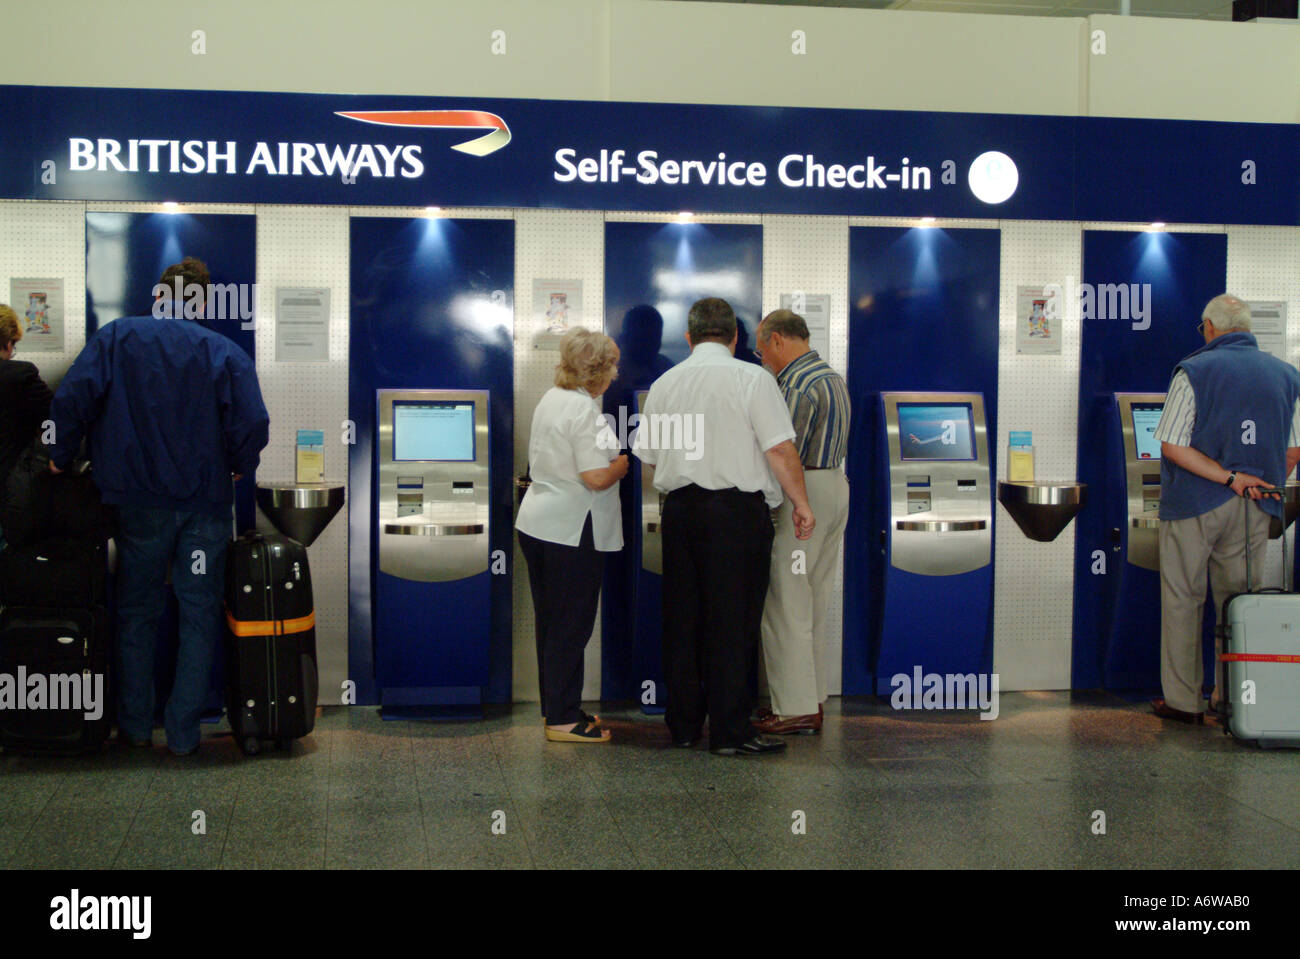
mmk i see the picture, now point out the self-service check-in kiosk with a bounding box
[373,389,490,712]
[874,392,993,693]
[1096,392,1184,690]
[632,389,666,714]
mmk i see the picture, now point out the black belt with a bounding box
[805,465,841,471]
[669,484,764,499]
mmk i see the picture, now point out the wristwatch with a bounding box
[1224,471,1237,487]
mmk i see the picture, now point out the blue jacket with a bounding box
[1159,330,1300,522]
[49,316,269,517]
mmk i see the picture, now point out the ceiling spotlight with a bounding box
[1148,222,1166,230]
[676,211,693,221]
[162,201,179,213]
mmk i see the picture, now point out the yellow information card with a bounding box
[296,429,325,484]
[1008,430,1034,482]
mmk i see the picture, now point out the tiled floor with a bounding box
[2,692,1298,869]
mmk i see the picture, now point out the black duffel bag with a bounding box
[0,536,108,608]
[1,447,113,547]
[0,442,53,548]
[47,462,115,542]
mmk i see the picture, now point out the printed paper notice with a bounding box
[1246,301,1287,365]
[9,278,65,353]
[275,287,330,362]
[779,293,832,366]
[1016,286,1060,355]
[533,279,583,350]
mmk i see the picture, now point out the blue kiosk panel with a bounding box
[348,216,515,710]
[843,226,1000,696]
[1071,229,1226,693]
[601,221,763,705]
[85,211,258,721]
[874,392,994,695]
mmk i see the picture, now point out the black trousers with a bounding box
[518,515,604,726]
[661,485,775,749]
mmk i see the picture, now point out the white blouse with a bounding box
[516,386,624,551]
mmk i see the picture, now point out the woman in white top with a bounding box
[516,328,628,743]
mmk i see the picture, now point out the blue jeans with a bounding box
[115,507,230,753]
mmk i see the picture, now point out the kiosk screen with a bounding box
[898,404,975,461]
[1131,404,1163,461]
[393,402,476,461]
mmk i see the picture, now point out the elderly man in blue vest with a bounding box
[1152,295,1300,724]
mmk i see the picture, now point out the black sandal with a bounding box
[545,720,610,743]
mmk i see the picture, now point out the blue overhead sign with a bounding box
[0,84,1296,225]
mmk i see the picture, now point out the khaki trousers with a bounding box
[1159,495,1270,714]
[760,469,851,717]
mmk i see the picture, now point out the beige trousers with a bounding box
[760,469,851,717]
[1159,495,1270,714]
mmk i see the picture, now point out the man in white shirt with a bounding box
[634,298,815,756]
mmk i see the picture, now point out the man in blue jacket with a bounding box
[48,257,269,755]
[1153,295,1300,725]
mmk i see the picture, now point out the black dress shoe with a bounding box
[711,735,788,757]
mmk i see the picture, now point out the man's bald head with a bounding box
[1202,295,1252,335]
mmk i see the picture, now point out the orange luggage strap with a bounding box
[226,610,315,637]
[1220,653,1300,664]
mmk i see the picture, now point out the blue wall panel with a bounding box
[600,221,763,703]
[348,216,514,706]
[843,226,1001,695]
[84,211,258,719]
[1072,230,1227,692]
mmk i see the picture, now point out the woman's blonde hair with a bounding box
[555,327,619,392]
[0,305,22,351]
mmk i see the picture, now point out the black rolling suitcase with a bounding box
[224,531,318,755]
[0,605,112,753]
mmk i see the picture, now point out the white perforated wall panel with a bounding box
[1227,225,1300,589]
[254,205,351,701]
[0,201,86,386]
[512,209,604,703]
[995,221,1083,691]
[762,215,849,694]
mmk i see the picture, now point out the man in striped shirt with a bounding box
[752,309,852,735]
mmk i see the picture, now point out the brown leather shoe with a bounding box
[1151,699,1205,725]
[754,712,822,736]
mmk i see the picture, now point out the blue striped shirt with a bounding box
[774,350,851,469]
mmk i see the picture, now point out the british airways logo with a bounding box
[335,110,512,157]
[64,108,512,181]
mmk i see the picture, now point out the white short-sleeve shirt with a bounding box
[516,386,624,551]
[633,341,796,508]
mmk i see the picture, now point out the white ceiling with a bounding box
[673,0,1249,22]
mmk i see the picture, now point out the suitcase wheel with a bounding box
[239,735,261,756]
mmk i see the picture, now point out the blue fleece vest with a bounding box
[1159,331,1300,521]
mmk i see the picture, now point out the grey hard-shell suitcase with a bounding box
[1220,492,1300,748]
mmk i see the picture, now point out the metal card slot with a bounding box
[906,475,931,487]
[957,479,977,488]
